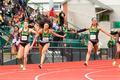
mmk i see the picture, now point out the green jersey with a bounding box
[20,28,29,42]
[89,27,99,40]
[39,31,51,43]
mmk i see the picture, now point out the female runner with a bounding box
[112,29,120,68]
[76,17,114,66]
[31,18,65,69]
[8,25,20,55]
[17,19,37,70]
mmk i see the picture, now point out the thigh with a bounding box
[42,43,50,54]
[93,43,99,53]
[11,44,17,54]
[39,44,43,55]
[87,41,93,53]
[24,43,30,55]
[17,44,24,58]
[116,43,120,52]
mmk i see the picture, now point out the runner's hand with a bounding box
[63,34,66,38]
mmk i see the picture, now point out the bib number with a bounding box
[90,35,96,40]
[12,39,17,43]
[119,37,120,42]
[21,36,27,41]
[42,37,49,42]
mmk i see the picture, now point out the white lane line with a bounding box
[34,69,70,80]
[35,65,114,80]
[84,68,117,80]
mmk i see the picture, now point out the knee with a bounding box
[17,54,21,59]
[42,50,47,54]
[41,52,45,56]
[117,51,120,53]
[24,54,28,58]
[17,56,21,59]
[87,50,92,54]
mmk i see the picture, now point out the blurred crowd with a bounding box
[0,0,68,30]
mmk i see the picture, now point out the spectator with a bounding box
[52,18,59,30]
[0,11,3,25]
[58,11,65,27]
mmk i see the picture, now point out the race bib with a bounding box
[12,39,17,43]
[21,36,27,41]
[90,35,96,39]
[119,37,120,42]
[42,37,49,42]
[16,41,20,46]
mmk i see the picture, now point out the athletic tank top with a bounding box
[20,28,29,42]
[39,30,51,43]
[89,27,99,40]
[12,32,19,43]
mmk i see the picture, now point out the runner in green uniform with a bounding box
[31,19,65,69]
[17,19,37,70]
[112,30,120,68]
[76,17,114,66]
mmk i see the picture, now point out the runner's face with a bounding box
[44,23,49,30]
[14,26,19,32]
[24,22,28,28]
[92,18,98,26]
[34,23,39,30]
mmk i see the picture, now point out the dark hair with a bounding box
[44,19,53,29]
[24,18,29,22]
[39,17,53,29]
[14,25,19,30]
[35,20,44,28]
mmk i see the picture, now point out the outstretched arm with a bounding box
[77,28,88,33]
[7,34,12,42]
[19,28,22,33]
[30,34,39,49]
[30,29,39,49]
[50,29,65,38]
[99,27,114,38]
[30,29,38,35]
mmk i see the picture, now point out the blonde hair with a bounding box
[91,17,99,27]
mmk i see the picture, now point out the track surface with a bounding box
[0,60,120,80]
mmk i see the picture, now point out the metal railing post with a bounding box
[79,48,81,61]
[0,47,3,65]
[52,49,54,63]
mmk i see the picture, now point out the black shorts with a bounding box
[117,41,120,44]
[39,42,49,47]
[20,42,29,47]
[90,40,99,46]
